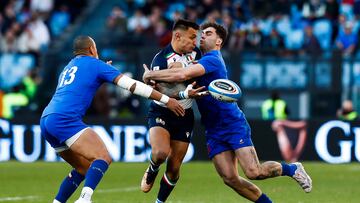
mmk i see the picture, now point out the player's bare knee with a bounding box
[100,153,112,165]
[244,168,260,180]
[152,149,169,162]
[222,175,238,187]
[90,151,112,165]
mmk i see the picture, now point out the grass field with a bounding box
[0,161,359,203]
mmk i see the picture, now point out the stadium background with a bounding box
[1,0,360,202]
[0,0,360,163]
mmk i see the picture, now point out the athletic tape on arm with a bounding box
[117,75,152,98]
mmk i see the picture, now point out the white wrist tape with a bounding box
[160,94,169,104]
[117,75,153,98]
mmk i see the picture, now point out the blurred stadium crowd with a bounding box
[0,0,359,120]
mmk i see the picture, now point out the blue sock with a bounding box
[84,159,109,190]
[55,169,85,202]
[281,162,297,176]
[255,193,272,203]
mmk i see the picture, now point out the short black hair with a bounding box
[201,22,228,47]
[73,35,93,56]
[172,19,199,31]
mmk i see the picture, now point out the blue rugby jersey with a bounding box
[196,50,246,135]
[42,55,121,118]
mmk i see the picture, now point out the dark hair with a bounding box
[201,22,228,47]
[73,35,93,56]
[172,19,199,31]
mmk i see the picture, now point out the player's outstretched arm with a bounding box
[142,64,206,83]
[114,74,185,116]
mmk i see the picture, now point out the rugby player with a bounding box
[140,19,205,203]
[143,22,312,203]
[40,36,184,203]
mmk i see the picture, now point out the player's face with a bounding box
[200,27,218,52]
[178,28,197,53]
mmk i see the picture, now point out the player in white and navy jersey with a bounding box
[40,36,184,203]
[140,19,204,203]
[143,22,312,203]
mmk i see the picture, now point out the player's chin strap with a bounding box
[117,75,169,104]
[178,84,193,99]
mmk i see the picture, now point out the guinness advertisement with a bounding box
[0,118,359,164]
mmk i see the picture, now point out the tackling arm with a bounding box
[113,74,185,116]
[143,63,206,83]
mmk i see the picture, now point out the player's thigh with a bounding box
[212,150,238,179]
[235,146,261,172]
[166,140,189,170]
[59,149,91,175]
[69,128,111,163]
[149,126,171,153]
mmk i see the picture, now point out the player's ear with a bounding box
[216,38,222,47]
[174,31,181,41]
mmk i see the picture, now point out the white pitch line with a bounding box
[0,196,38,202]
[97,186,139,193]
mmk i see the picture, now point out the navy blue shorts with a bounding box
[206,118,254,159]
[148,103,194,143]
[40,114,89,152]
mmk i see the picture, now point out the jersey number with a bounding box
[59,66,78,87]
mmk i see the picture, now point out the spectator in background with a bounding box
[0,29,18,52]
[337,100,358,120]
[30,0,53,18]
[2,3,16,33]
[49,4,70,37]
[245,22,263,50]
[127,9,150,33]
[261,91,289,120]
[301,25,322,56]
[27,12,50,51]
[335,21,357,56]
[262,28,285,56]
[1,83,29,119]
[106,5,127,35]
[17,26,41,53]
[302,0,326,22]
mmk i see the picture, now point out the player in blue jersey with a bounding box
[40,36,185,203]
[140,19,205,203]
[143,23,312,203]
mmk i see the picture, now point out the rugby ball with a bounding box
[208,79,241,102]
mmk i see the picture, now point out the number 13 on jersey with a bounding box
[59,66,78,87]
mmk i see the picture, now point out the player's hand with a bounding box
[187,81,209,99]
[166,98,185,117]
[106,60,112,65]
[142,64,151,84]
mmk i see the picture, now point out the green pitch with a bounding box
[0,161,359,203]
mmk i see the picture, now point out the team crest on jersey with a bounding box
[186,132,191,138]
[166,51,197,67]
[155,117,165,126]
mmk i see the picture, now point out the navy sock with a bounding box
[150,154,160,172]
[157,173,178,202]
[255,193,272,203]
[84,159,109,190]
[281,163,297,176]
[55,169,85,202]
